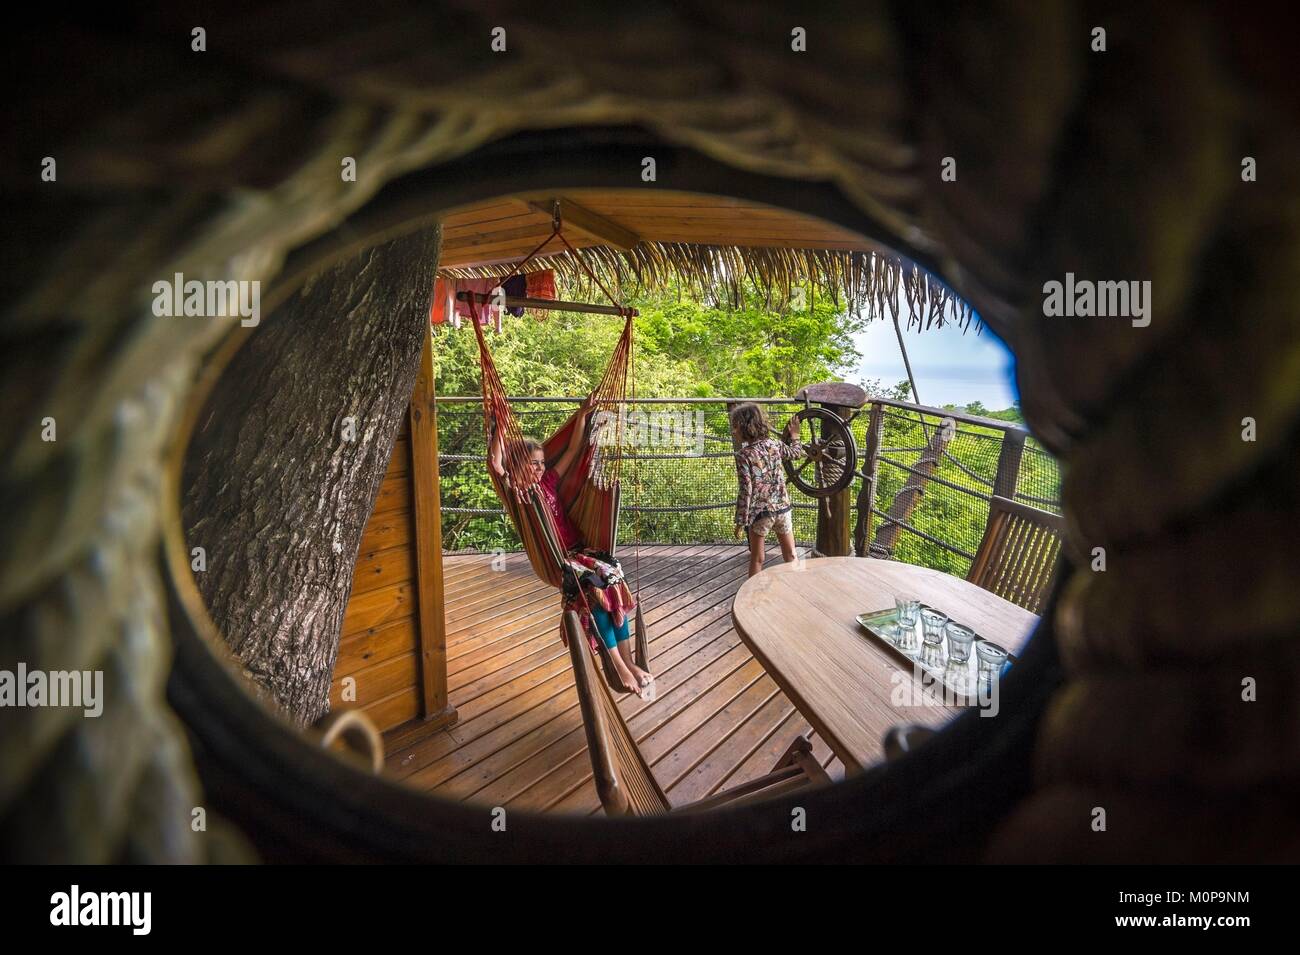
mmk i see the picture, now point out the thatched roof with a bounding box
[436,192,977,331]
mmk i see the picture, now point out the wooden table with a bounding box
[731,557,1038,775]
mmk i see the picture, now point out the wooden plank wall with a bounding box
[331,426,423,732]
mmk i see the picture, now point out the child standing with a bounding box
[730,402,804,577]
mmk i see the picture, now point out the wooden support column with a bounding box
[853,402,884,557]
[408,327,458,729]
[992,430,1026,500]
[799,382,867,558]
[815,400,855,556]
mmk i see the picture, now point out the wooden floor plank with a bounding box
[386,548,747,776]
[445,616,752,807]
[665,692,796,804]
[382,544,846,815]
[521,642,763,814]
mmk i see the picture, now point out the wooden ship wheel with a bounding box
[778,406,858,498]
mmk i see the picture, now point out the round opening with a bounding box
[161,129,1062,862]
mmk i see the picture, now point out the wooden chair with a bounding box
[564,611,831,816]
[967,495,1064,615]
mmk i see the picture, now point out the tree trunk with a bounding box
[182,227,441,726]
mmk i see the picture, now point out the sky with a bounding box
[851,306,1019,411]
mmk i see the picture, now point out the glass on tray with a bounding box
[945,622,976,664]
[894,596,920,650]
[976,639,1009,686]
[920,609,948,646]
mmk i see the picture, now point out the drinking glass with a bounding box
[920,609,948,647]
[894,596,920,651]
[945,622,976,664]
[976,640,1009,685]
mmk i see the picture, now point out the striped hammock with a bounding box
[467,298,651,693]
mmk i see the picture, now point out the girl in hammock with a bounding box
[730,402,804,577]
[489,398,653,694]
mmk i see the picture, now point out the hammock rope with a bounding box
[464,218,650,693]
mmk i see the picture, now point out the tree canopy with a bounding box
[433,282,873,399]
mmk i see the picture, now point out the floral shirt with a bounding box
[734,437,804,529]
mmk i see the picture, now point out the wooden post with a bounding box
[797,382,867,558]
[992,430,1026,499]
[725,400,744,536]
[408,328,458,729]
[815,399,855,557]
[853,402,883,557]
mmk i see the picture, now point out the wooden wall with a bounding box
[331,426,424,731]
[331,330,455,735]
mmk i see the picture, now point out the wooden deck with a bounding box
[383,544,846,814]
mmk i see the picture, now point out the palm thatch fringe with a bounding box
[438,242,978,331]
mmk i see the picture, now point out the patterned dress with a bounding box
[535,469,637,653]
[734,437,805,530]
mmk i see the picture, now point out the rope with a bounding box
[891,311,931,443]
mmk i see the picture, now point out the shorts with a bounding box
[748,509,793,538]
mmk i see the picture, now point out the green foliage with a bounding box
[435,282,868,399]
[431,282,1059,573]
[632,284,867,397]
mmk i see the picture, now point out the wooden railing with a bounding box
[433,396,1060,577]
[849,398,1058,568]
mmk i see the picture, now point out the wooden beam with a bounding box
[408,327,458,729]
[455,290,636,317]
[527,197,641,250]
[870,423,954,558]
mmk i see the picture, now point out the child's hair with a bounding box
[729,402,768,443]
[522,437,544,457]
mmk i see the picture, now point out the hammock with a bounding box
[463,226,651,694]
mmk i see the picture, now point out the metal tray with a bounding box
[855,606,1015,706]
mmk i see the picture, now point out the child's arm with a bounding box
[778,415,805,460]
[488,419,507,479]
[553,394,595,478]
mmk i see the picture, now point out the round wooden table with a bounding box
[731,557,1039,775]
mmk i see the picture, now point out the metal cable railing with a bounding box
[434,395,1062,577]
[862,400,1061,576]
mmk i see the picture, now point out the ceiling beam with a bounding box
[527,196,641,251]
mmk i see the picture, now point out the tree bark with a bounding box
[182,226,441,726]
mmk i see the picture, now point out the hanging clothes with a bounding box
[526,269,557,317]
[503,274,527,317]
[526,269,556,299]
[436,271,557,327]
[429,277,459,328]
[453,278,504,326]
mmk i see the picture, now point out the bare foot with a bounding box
[613,664,640,694]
